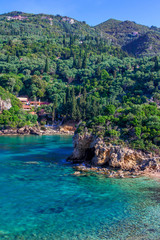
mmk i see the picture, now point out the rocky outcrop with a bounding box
[0,98,12,111]
[0,126,42,135]
[0,126,74,136]
[68,133,160,177]
[68,133,94,162]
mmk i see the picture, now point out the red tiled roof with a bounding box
[23,105,31,109]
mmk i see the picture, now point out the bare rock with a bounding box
[72,171,81,176]
[67,133,94,162]
[68,133,160,176]
[29,126,41,135]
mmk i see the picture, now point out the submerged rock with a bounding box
[37,207,64,214]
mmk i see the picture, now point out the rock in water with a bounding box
[68,133,160,176]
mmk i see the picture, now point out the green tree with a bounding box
[44,58,49,73]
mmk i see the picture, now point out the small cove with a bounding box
[0,135,159,240]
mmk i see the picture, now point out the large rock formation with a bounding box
[68,133,160,174]
[69,133,94,162]
[0,97,12,111]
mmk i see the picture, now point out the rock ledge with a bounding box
[68,133,160,178]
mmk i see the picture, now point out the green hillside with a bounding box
[0,11,159,151]
[123,31,160,57]
[0,11,100,39]
[0,86,37,128]
[95,18,160,57]
[1,12,160,57]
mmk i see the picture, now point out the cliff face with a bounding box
[68,133,160,173]
[0,97,12,111]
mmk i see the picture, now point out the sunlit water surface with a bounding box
[0,135,159,240]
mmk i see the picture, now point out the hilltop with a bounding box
[0,11,100,40]
[95,18,160,57]
[1,12,160,56]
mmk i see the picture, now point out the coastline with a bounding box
[68,133,160,179]
[1,128,159,179]
[72,163,160,179]
[143,171,160,180]
[0,126,74,136]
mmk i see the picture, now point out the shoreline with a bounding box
[1,128,159,180]
[143,171,160,180]
[0,132,74,136]
[68,133,160,180]
[71,163,160,179]
[0,126,74,136]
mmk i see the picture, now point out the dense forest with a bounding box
[0,11,159,152]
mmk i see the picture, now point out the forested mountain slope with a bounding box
[0,11,100,39]
[1,12,160,56]
[95,18,160,57]
[0,11,159,152]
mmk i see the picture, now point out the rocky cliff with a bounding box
[0,97,12,111]
[68,133,160,177]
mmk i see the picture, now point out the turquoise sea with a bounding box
[0,135,159,240]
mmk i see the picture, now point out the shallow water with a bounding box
[0,135,159,240]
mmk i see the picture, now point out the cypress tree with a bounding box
[79,47,82,58]
[63,93,66,105]
[73,55,77,68]
[83,88,87,104]
[66,87,71,102]
[113,70,117,79]
[70,48,74,57]
[76,106,82,121]
[7,55,10,63]
[77,56,82,69]
[63,35,66,47]
[96,66,101,77]
[154,56,159,71]
[52,107,55,123]
[92,98,98,117]
[69,35,74,47]
[79,96,83,106]
[71,88,77,120]
[82,108,86,120]
[54,95,58,109]
[44,58,49,73]
[82,54,87,69]
[79,87,82,97]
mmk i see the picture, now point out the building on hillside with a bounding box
[41,16,53,21]
[22,105,31,111]
[62,17,75,24]
[18,97,28,104]
[7,15,28,21]
[30,112,37,115]
[29,101,49,106]
[18,97,49,110]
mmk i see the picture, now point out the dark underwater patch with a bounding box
[37,206,64,214]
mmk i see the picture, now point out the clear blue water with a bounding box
[0,135,160,240]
